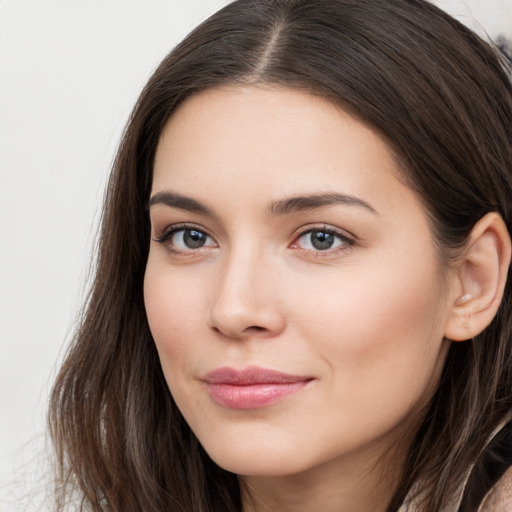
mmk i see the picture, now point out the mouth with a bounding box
[201,366,313,409]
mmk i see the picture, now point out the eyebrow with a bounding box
[148,191,216,217]
[147,190,378,217]
[268,192,378,216]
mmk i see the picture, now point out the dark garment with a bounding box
[458,420,512,512]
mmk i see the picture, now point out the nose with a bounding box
[208,247,286,339]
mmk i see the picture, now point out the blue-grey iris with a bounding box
[311,231,335,250]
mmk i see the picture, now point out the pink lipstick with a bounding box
[202,366,312,409]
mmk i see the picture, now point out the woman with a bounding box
[49,1,512,511]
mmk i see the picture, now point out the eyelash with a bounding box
[153,223,355,256]
[153,223,216,254]
[290,225,355,256]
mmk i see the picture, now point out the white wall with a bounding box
[435,0,512,38]
[1,1,510,510]
[0,1,228,509]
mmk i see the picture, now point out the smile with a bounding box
[202,366,313,409]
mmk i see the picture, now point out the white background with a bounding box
[1,0,511,510]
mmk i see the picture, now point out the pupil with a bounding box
[184,230,206,248]
[311,231,334,250]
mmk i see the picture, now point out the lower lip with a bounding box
[206,381,310,409]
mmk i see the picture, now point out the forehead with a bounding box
[151,85,423,222]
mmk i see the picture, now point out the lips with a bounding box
[202,366,312,409]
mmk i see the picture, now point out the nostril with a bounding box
[211,324,267,338]
[245,326,266,333]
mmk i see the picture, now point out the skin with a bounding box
[144,85,458,512]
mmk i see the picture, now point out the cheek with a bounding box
[290,255,449,410]
[143,262,209,374]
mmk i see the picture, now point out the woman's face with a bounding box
[144,85,455,478]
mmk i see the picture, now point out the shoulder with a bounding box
[478,466,512,512]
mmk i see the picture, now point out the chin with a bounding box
[210,454,308,478]
[199,435,312,477]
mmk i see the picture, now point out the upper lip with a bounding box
[202,366,312,385]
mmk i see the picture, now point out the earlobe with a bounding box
[444,213,511,342]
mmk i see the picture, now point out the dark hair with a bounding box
[49,1,512,510]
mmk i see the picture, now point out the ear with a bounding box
[444,212,511,342]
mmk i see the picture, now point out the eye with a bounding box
[154,226,216,252]
[292,227,353,252]
[172,229,214,249]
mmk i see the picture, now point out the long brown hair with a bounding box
[49,1,512,510]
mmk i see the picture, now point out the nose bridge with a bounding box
[208,240,284,338]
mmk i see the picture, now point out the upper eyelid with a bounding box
[293,224,356,241]
[153,223,217,246]
[156,222,213,236]
[151,216,224,239]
